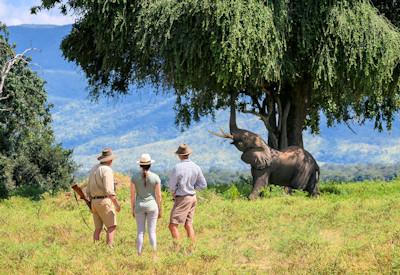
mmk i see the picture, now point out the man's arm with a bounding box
[195,167,207,190]
[104,168,121,212]
[168,167,178,196]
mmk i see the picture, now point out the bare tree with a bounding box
[0,48,37,111]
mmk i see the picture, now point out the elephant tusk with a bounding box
[208,128,233,139]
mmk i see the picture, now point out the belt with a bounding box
[175,194,195,198]
[92,196,108,200]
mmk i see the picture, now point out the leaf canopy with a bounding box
[35,0,400,131]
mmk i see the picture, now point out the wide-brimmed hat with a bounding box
[137,153,155,165]
[175,144,192,155]
[97,148,116,163]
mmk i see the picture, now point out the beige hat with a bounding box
[137,153,155,165]
[97,148,116,163]
[175,144,192,155]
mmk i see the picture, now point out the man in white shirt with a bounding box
[168,144,207,251]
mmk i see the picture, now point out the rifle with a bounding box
[71,184,91,210]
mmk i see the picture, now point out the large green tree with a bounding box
[34,0,400,150]
[0,23,76,198]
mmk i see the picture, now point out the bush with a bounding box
[222,185,241,200]
[0,154,14,198]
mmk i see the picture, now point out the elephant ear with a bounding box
[241,148,272,170]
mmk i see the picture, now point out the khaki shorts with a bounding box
[170,195,197,225]
[91,198,117,229]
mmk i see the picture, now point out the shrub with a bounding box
[0,154,14,198]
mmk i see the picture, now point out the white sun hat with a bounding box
[137,153,155,165]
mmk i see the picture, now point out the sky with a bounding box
[0,0,75,26]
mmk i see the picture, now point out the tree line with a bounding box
[0,23,75,199]
[101,164,400,187]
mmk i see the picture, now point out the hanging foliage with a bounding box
[34,0,400,148]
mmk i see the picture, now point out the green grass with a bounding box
[2,180,400,274]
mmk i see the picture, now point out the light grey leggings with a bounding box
[135,208,158,254]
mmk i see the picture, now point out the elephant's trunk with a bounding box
[230,97,239,133]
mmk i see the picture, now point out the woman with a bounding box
[130,153,162,255]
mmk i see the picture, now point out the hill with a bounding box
[1,180,400,273]
[7,25,400,174]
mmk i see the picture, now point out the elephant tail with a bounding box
[315,166,320,182]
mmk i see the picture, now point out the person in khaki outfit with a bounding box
[168,144,207,252]
[86,148,121,247]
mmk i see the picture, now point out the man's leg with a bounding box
[168,223,181,251]
[106,225,116,247]
[92,210,103,242]
[185,196,197,252]
[184,222,195,241]
[169,223,180,239]
[169,196,184,251]
[99,198,117,247]
[93,227,102,242]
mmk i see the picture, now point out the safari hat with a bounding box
[97,148,116,163]
[175,144,192,155]
[137,153,155,165]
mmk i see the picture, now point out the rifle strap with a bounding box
[73,191,91,231]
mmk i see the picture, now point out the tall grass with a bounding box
[1,178,400,274]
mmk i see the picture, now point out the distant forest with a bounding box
[75,163,400,186]
[318,163,400,182]
[203,164,400,184]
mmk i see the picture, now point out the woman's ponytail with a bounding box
[141,165,151,187]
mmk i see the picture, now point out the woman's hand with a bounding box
[155,182,162,219]
[130,181,136,218]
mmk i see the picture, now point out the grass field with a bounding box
[2,176,400,274]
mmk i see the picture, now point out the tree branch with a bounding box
[276,96,282,131]
[241,89,279,148]
[0,95,9,101]
[242,107,278,142]
[251,95,263,112]
[344,121,357,135]
[0,48,37,97]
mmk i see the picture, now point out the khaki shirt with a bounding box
[86,164,115,198]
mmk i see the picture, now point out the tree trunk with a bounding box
[267,100,279,149]
[266,79,311,150]
[285,79,311,148]
[279,98,290,149]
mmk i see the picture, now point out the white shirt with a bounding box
[168,159,207,196]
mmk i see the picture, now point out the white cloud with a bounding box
[0,0,75,26]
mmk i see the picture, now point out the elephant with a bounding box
[213,103,320,200]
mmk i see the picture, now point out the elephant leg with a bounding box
[306,170,320,197]
[284,186,293,195]
[249,168,269,200]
